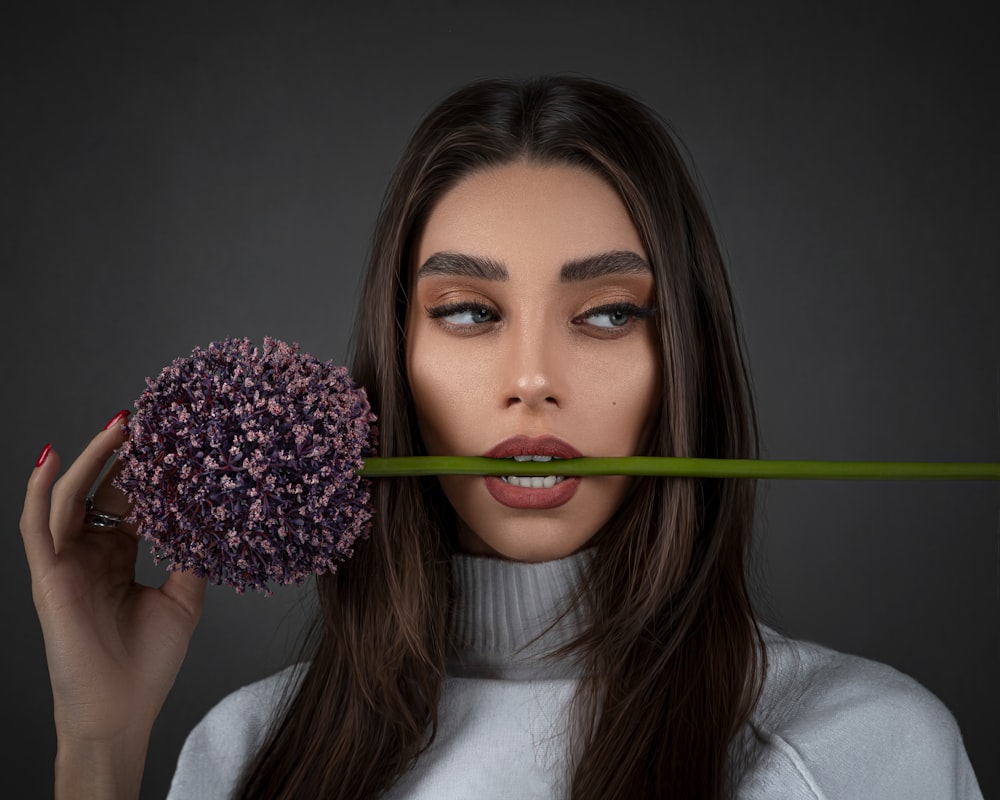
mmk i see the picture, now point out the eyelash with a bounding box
[424,301,654,335]
[425,302,499,328]
[573,302,655,331]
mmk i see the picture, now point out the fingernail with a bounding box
[104,409,130,431]
[35,443,51,468]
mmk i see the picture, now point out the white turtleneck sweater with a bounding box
[166,551,983,799]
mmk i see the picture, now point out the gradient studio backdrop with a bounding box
[4,3,997,797]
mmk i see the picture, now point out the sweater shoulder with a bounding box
[738,629,982,800]
[166,663,305,800]
[756,628,956,733]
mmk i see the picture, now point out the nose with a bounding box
[501,327,563,410]
[507,373,558,409]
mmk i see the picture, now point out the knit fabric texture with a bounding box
[167,550,983,799]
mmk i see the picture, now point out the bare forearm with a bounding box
[55,734,149,800]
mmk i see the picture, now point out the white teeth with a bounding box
[501,475,564,488]
[500,455,565,487]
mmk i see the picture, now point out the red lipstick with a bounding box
[484,435,583,460]
[483,435,582,509]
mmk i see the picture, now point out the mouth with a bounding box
[499,455,566,488]
[485,435,583,460]
[482,436,583,509]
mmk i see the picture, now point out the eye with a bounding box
[426,302,499,327]
[575,303,653,330]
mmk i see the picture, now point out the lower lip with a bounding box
[484,475,581,509]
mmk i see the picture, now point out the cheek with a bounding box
[628,353,662,436]
[407,338,490,454]
[576,341,661,450]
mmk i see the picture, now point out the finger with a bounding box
[89,460,139,535]
[19,444,62,577]
[160,570,208,626]
[50,414,131,552]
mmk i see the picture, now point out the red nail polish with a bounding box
[35,443,51,468]
[104,409,130,430]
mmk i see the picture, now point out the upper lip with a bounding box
[484,435,583,460]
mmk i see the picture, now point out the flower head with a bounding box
[114,338,376,595]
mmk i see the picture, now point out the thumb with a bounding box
[20,444,62,577]
[160,569,208,627]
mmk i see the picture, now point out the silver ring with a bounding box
[84,497,125,530]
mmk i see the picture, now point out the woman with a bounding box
[21,76,981,799]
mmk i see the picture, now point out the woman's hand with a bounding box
[20,413,207,799]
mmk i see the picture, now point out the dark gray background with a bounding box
[4,2,997,797]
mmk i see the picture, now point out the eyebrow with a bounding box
[415,252,508,281]
[415,249,651,282]
[559,250,651,281]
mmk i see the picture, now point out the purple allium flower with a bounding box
[114,338,377,595]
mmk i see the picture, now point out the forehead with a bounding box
[415,161,646,270]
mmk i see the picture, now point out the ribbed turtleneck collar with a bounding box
[447,549,591,680]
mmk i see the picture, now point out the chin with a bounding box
[455,517,595,563]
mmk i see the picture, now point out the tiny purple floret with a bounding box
[114,338,377,595]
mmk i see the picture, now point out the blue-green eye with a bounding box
[427,302,498,326]
[587,308,631,328]
[576,303,652,329]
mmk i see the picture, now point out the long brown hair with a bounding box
[236,75,766,799]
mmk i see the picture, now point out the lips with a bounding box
[484,435,583,460]
[483,435,582,509]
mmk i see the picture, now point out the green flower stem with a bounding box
[360,456,1000,481]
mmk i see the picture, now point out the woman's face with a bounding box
[405,161,660,562]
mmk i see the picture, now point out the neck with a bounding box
[447,549,592,680]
